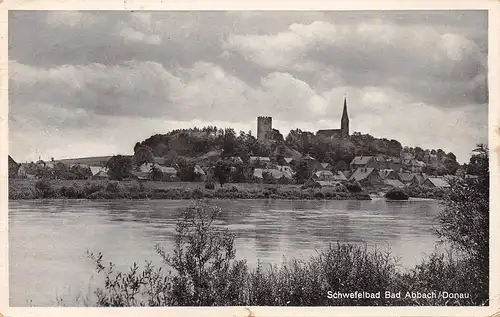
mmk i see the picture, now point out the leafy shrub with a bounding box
[60,184,84,198]
[128,181,145,193]
[345,181,362,193]
[35,178,54,198]
[105,181,121,193]
[88,190,116,200]
[84,182,105,196]
[181,189,193,199]
[313,191,325,199]
[192,188,204,199]
[204,182,215,190]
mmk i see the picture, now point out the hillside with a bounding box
[133,126,461,176]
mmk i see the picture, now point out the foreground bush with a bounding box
[88,202,248,306]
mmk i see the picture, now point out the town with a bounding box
[8,98,466,199]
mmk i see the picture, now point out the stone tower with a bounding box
[257,116,273,141]
[341,96,349,138]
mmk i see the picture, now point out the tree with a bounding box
[88,203,247,306]
[222,129,237,158]
[293,160,312,184]
[231,166,246,183]
[134,145,154,167]
[437,144,489,304]
[106,155,133,181]
[70,164,92,180]
[150,165,164,181]
[271,129,284,144]
[213,160,232,187]
[443,157,460,175]
[133,142,141,153]
[176,158,198,182]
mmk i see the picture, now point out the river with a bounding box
[9,198,442,306]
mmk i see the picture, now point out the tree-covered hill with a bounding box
[133,126,460,175]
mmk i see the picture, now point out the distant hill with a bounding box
[55,156,129,167]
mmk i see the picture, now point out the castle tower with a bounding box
[341,96,349,138]
[257,116,273,141]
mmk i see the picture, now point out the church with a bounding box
[316,96,349,139]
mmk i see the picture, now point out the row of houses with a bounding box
[350,155,427,173]
[9,153,452,191]
[304,166,451,191]
[246,154,428,174]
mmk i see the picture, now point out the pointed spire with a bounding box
[342,94,348,118]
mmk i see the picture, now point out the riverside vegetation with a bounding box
[79,145,489,306]
[8,179,371,201]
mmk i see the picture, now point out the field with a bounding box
[54,156,129,166]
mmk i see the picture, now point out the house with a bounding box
[409,174,428,187]
[198,151,222,163]
[284,157,294,164]
[378,169,400,181]
[93,169,109,180]
[264,169,286,180]
[152,156,166,165]
[406,159,426,172]
[422,177,450,189]
[320,162,332,170]
[313,170,335,180]
[398,172,417,184]
[8,155,19,178]
[131,171,150,181]
[276,165,294,179]
[253,168,291,181]
[342,170,353,179]
[70,164,93,179]
[349,167,383,186]
[158,166,179,181]
[249,156,271,167]
[89,166,104,177]
[383,179,405,188]
[18,163,37,179]
[386,157,403,171]
[301,154,323,171]
[312,170,347,182]
[230,156,243,164]
[350,156,378,170]
[194,164,207,181]
[465,174,479,180]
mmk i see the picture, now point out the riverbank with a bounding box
[8,179,371,201]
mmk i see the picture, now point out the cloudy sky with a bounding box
[8,10,488,163]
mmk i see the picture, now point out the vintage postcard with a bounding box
[0,0,499,317]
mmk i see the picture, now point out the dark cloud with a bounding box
[7,10,488,163]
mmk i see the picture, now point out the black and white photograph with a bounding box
[3,4,496,313]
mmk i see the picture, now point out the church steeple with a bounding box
[341,95,349,138]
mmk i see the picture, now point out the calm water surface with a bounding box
[9,198,442,306]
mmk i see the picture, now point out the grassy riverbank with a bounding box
[8,179,371,201]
